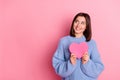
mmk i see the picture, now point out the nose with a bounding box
[77,22,82,27]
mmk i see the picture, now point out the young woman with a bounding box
[52,12,104,80]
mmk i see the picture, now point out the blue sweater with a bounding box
[52,35,104,80]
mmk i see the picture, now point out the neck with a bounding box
[75,33,83,38]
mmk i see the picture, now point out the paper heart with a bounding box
[69,42,88,59]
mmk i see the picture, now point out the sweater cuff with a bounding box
[82,59,92,67]
[68,60,77,70]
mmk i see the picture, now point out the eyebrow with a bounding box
[75,19,86,22]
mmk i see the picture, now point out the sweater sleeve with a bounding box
[52,39,77,78]
[80,40,104,78]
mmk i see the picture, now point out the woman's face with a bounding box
[73,16,86,35]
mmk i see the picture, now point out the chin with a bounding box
[75,32,82,34]
[75,31,83,34]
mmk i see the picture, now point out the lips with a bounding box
[76,27,80,30]
[75,26,82,31]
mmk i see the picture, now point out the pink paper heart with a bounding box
[69,42,88,59]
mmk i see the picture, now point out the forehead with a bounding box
[76,16,86,21]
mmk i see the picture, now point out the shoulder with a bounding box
[88,39,96,44]
[87,39,97,47]
[57,36,70,46]
[59,35,70,43]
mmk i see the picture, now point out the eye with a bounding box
[74,20,79,23]
[81,21,86,25]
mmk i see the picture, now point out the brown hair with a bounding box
[70,12,92,41]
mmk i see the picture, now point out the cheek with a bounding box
[73,25,76,29]
[82,26,86,29]
[73,23,77,27]
[82,26,86,32]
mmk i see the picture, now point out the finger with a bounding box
[83,52,89,56]
[83,59,87,61]
[82,53,86,56]
[84,52,88,55]
[71,53,76,56]
[71,53,76,57]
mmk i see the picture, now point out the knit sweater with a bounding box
[52,35,104,80]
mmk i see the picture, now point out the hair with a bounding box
[70,12,92,42]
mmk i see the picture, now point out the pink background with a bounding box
[0,0,120,80]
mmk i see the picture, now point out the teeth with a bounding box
[76,28,80,30]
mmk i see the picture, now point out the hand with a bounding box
[81,52,89,64]
[70,53,77,65]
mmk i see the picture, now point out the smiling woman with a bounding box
[52,12,104,80]
[73,16,86,37]
[1,0,120,80]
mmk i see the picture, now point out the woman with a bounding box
[52,12,104,80]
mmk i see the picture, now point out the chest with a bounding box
[64,42,93,60]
